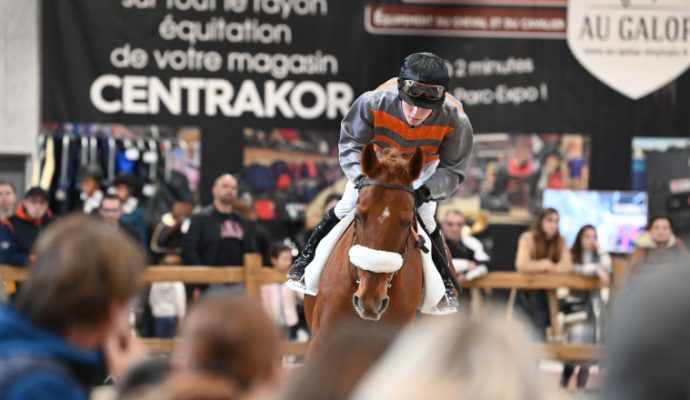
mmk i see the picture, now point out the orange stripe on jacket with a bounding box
[375,78,397,91]
[372,134,439,155]
[371,110,454,142]
[445,93,464,113]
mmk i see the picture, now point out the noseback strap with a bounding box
[349,245,404,273]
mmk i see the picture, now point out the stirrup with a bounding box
[285,279,317,296]
[428,293,459,315]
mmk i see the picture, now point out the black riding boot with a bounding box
[430,228,460,312]
[287,208,340,281]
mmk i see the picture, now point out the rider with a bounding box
[287,52,474,313]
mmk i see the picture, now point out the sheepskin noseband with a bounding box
[348,244,403,273]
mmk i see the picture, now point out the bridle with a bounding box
[351,176,419,288]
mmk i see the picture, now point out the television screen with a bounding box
[542,190,648,254]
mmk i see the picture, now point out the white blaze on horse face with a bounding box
[378,206,391,224]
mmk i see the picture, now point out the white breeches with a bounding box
[333,181,438,233]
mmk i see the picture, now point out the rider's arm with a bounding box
[424,111,474,201]
[339,92,375,182]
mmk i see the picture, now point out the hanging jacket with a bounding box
[0,206,53,266]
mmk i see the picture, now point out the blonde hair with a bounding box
[350,312,547,400]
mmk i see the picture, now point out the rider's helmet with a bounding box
[398,52,449,110]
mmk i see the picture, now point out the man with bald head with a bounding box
[182,174,255,271]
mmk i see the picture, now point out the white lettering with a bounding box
[90,74,122,113]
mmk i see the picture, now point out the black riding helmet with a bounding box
[398,52,449,110]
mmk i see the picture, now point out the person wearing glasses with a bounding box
[286,52,474,313]
[98,194,141,242]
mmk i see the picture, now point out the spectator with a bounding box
[515,207,572,338]
[172,293,281,396]
[0,180,17,221]
[441,210,490,281]
[630,215,688,269]
[182,174,255,271]
[601,264,690,400]
[129,374,238,400]
[118,357,172,400]
[0,187,53,266]
[560,224,611,389]
[75,164,104,214]
[516,207,572,273]
[0,215,147,400]
[261,243,299,340]
[113,173,147,244]
[150,200,194,258]
[322,193,341,215]
[280,320,397,400]
[350,312,546,400]
[98,194,140,241]
[149,254,186,339]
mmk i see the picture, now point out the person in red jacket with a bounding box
[0,187,53,266]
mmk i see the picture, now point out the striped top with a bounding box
[339,78,474,200]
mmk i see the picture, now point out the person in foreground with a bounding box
[0,215,147,400]
[287,51,474,313]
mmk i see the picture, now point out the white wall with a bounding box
[0,0,39,158]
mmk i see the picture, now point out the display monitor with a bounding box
[542,190,648,254]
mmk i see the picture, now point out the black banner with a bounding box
[41,0,690,200]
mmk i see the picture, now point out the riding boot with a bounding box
[429,228,460,313]
[287,208,340,283]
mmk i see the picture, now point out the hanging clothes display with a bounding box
[35,123,199,218]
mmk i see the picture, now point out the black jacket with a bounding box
[182,205,255,267]
[0,206,53,266]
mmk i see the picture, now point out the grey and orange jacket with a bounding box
[339,78,474,200]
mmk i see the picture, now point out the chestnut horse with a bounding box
[304,143,425,352]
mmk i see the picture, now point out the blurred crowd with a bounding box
[1,170,690,399]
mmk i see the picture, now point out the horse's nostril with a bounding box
[377,297,390,314]
[353,295,362,310]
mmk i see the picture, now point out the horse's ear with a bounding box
[408,147,424,182]
[361,143,380,177]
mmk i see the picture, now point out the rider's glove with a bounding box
[413,185,431,207]
[353,174,367,189]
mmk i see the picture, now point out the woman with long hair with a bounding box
[515,208,572,339]
[561,225,611,390]
[516,208,572,273]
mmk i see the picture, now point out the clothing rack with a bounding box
[33,123,197,216]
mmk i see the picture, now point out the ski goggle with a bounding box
[400,80,445,101]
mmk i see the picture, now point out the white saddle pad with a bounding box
[300,210,445,314]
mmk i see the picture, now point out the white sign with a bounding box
[567,0,690,100]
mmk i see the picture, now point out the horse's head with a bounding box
[350,143,424,320]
